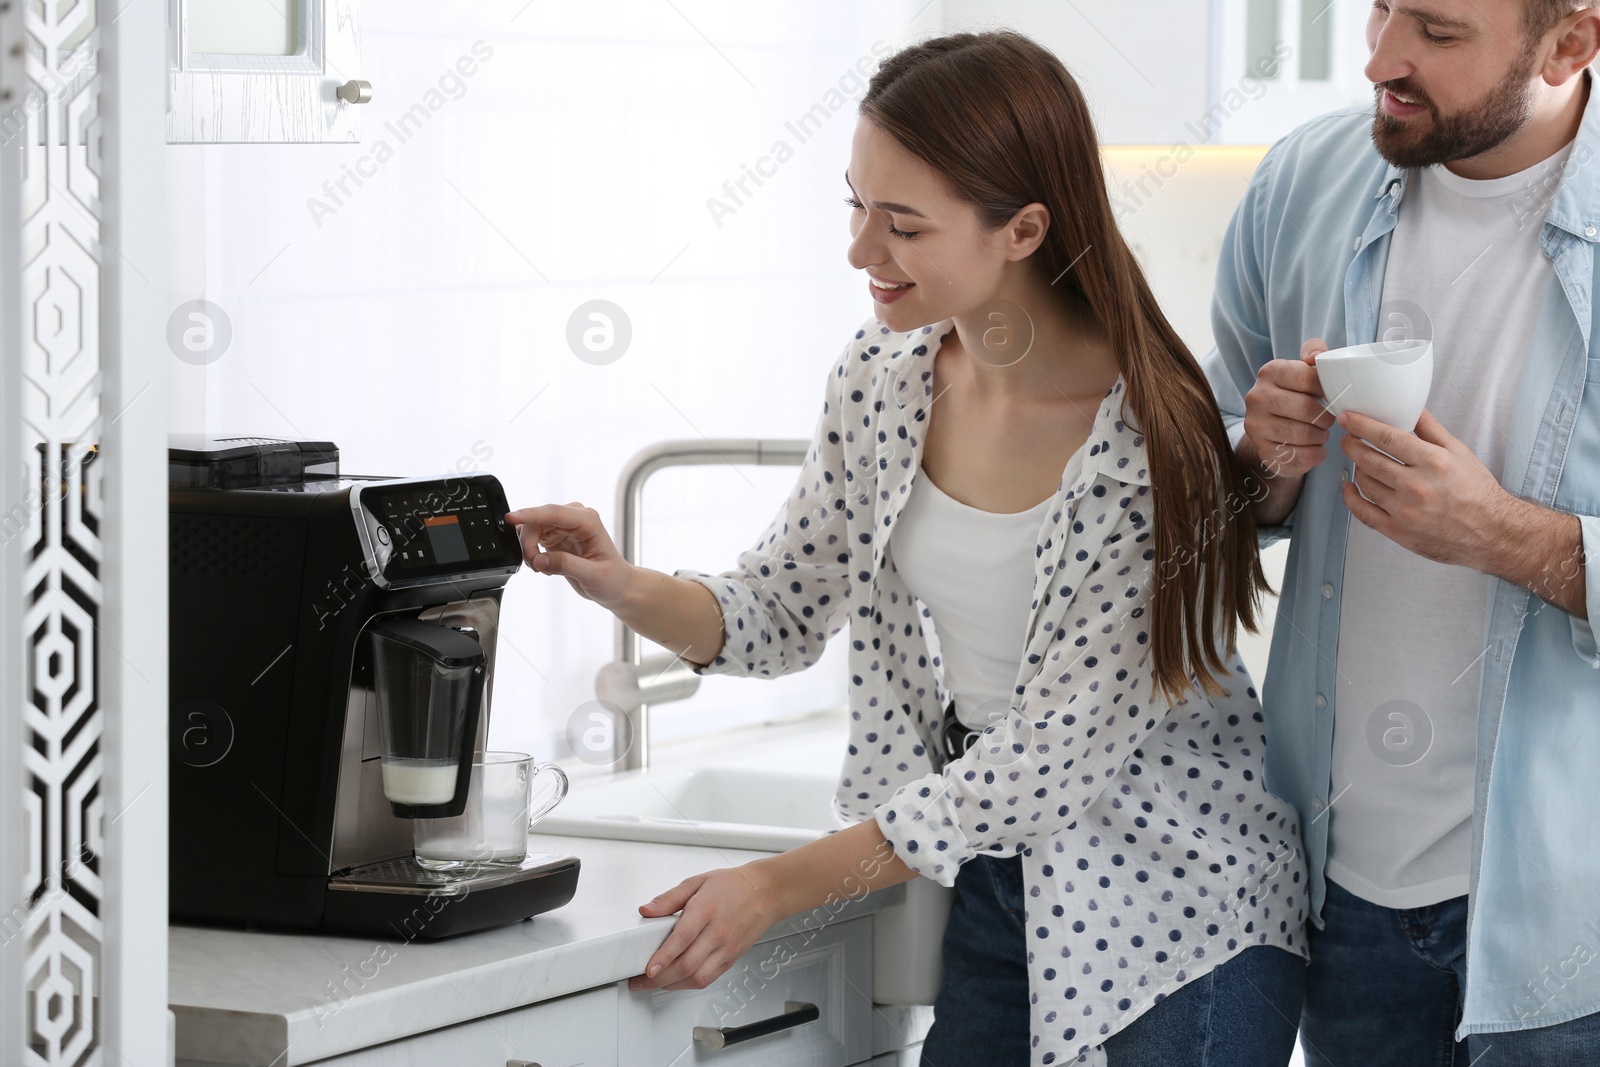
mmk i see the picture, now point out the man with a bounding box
[1204,1,1600,1063]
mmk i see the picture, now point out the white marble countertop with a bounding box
[171,831,904,1066]
[169,711,900,1066]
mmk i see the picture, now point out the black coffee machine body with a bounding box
[168,437,579,939]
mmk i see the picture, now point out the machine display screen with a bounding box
[360,476,522,584]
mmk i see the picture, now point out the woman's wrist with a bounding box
[742,821,920,926]
[606,566,727,668]
[603,560,650,618]
[741,854,801,926]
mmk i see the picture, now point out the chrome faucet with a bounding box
[594,439,808,771]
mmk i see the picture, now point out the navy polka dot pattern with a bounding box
[675,319,1307,1066]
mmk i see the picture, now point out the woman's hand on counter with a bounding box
[628,866,786,991]
[629,819,920,992]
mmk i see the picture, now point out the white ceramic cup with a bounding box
[1314,339,1433,502]
[1313,339,1433,432]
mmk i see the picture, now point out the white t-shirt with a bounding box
[892,445,1082,730]
[1327,141,1572,909]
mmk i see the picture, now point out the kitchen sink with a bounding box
[536,766,838,851]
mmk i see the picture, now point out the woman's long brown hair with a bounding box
[862,31,1270,702]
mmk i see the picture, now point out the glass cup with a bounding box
[412,751,568,871]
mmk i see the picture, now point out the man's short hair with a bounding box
[1523,0,1588,42]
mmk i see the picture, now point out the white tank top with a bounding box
[891,448,1082,729]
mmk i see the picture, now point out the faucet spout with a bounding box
[601,438,808,771]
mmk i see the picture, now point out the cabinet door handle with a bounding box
[691,1001,819,1050]
[337,79,373,104]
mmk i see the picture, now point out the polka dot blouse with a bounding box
[677,318,1308,1066]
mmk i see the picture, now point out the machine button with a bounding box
[376,525,390,546]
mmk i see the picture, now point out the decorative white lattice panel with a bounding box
[16,0,104,1063]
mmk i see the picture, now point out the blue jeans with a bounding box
[1304,878,1600,1067]
[920,854,1305,1066]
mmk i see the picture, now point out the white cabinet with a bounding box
[618,917,875,1067]
[167,0,367,143]
[870,1004,934,1060]
[940,0,1373,145]
[942,0,1214,144]
[294,986,619,1067]
[173,916,926,1067]
[1210,0,1374,143]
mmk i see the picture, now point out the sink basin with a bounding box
[537,766,838,851]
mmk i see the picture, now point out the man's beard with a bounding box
[1371,51,1539,168]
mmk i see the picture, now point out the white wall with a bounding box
[166,1,1378,763]
[168,1,944,763]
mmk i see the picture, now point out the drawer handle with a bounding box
[691,1000,820,1050]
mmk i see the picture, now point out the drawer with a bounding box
[300,985,618,1067]
[618,915,872,1067]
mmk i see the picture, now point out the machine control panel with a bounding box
[349,474,524,589]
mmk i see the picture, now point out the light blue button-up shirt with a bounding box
[1202,92,1600,1038]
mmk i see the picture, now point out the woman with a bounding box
[510,31,1307,1067]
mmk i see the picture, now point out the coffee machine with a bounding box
[168,436,579,939]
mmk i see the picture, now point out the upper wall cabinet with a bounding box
[167,0,368,143]
[942,0,1372,145]
[1210,0,1373,144]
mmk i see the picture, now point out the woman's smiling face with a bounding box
[844,117,1021,332]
